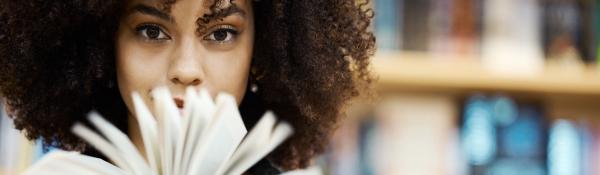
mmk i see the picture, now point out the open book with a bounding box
[23,87,298,175]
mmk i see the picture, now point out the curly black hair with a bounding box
[0,0,375,170]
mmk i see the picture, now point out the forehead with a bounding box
[125,0,247,11]
[123,0,251,26]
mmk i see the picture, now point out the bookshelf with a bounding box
[330,0,600,174]
[347,51,600,174]
[372,51,600,123]
[373,51,600,99]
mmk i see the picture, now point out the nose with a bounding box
[167,39,204,86]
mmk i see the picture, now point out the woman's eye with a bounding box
[135,24,170,40]
[204,28,238,42]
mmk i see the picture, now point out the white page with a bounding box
[180,88,215,174]
[173,87,197,175]
[72,123,134,173]
[31,158,98,175]
[152,88,181,175]
[226,120,293,175]
[23,150,126,175]
[216,112,276,175]
[132,92,160,174]
[280,166,323,175]
[152,88,170,175]
[88,113,150,175]
[187,94,247,175]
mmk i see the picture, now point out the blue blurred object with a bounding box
[32,139,58,163]
[490,96,518,127]
[461,95,497,166]
[486,158,545,175]
[358,118,377,175]
[501,105,543,158]
[579,122,593,175]
[548,119,582,175]
[374,0,402,50]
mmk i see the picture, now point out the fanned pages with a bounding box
[23,86,298,175]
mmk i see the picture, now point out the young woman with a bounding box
[0,0,375,173]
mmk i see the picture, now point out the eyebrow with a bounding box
[197,2,246,27]
[126,2,246,29]
[130,4,174,23]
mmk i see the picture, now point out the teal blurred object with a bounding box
[501,105,543,158]
[491,96,518,127]
[461,95,496,166]
[374,0,402,50]
[548,120,582,175]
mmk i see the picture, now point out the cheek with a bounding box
[204,50,252,104]
[115,36,170,113]
[204,22,255,104]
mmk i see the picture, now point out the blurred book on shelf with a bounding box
[542,0,598,68]
[543,0,580,65]
[481,0,545,75]
[429,0,482,56]
[335,1,600,174]
[401,0,431,52]
[323,94,461,175]
[0,101,56,175]
[460,95,547,175]
[0,101,43,175]
[374,0,402,50]
[322,93,600,175]
[373,0,598,69]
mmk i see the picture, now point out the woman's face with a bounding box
[115,0,254,114]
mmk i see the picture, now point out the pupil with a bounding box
[214,30,227,41]
[146,27,160,39]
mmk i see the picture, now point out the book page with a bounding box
[179,88,215,174]
[23,150,126,175]
[187,93,247,175]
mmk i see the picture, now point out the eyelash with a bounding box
[134,23,240,44]
[134,23,170,42]
[202,25,240,44]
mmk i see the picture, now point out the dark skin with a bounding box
[0,0,375,170]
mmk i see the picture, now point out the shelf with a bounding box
[373,51,600,98]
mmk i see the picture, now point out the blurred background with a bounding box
[1,0,599,174]
[320,0,599,174]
